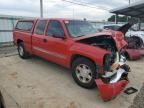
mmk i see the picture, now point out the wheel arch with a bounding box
[17,39,23,45]
[70,54,96,68]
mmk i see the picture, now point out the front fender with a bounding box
[70,43,110,67]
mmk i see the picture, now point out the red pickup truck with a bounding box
[13,18,130,101]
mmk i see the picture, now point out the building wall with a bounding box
[0,18,18,43]
[0,15,34,43]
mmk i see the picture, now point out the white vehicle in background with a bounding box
[103,24,144,48]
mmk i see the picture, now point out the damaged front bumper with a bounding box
[96,56,130,101]
[96,79,128,101]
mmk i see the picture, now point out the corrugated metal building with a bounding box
[0,15,27,43]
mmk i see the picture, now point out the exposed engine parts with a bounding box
[101,55,130,83]
[95,55,130,101]
[78,35,117,70]
[78,35,116,50]
[77,34,130,101]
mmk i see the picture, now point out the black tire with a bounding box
[72,57,97,89]
[17,42,30,59]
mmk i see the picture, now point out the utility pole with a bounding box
[40,0,43,18]
[127,0,131,23]
[115,14,118,24]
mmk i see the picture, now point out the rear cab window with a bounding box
[15,20,34,32]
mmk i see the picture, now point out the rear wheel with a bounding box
[72,57,97,89]
[17,42,30,59]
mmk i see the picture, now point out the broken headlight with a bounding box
[103,54,114,72]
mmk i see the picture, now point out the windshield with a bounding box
[65,20,97,37]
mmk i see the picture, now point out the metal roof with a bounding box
[110,1,144,18]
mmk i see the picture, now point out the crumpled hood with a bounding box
[111,31,127,50]
[74,31,127,50]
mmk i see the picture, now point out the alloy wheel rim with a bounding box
[75,64,92,83]
[19,46,24,56]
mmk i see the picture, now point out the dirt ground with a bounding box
[0,46,144,108]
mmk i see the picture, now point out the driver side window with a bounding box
[46,20,64,37]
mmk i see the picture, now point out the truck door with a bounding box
[32,20,48,58]
[42,20,69,66]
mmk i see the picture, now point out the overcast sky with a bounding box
[0,0,141,21]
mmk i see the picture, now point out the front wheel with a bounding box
[72,57,97,89]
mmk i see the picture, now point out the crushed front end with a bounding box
[77,31,130,101]
[96,55,130,101]
[95,32,130,101]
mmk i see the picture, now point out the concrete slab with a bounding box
[0,55,143,108]
[0,87,20,108]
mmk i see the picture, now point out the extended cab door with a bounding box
[32,20,48,58]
